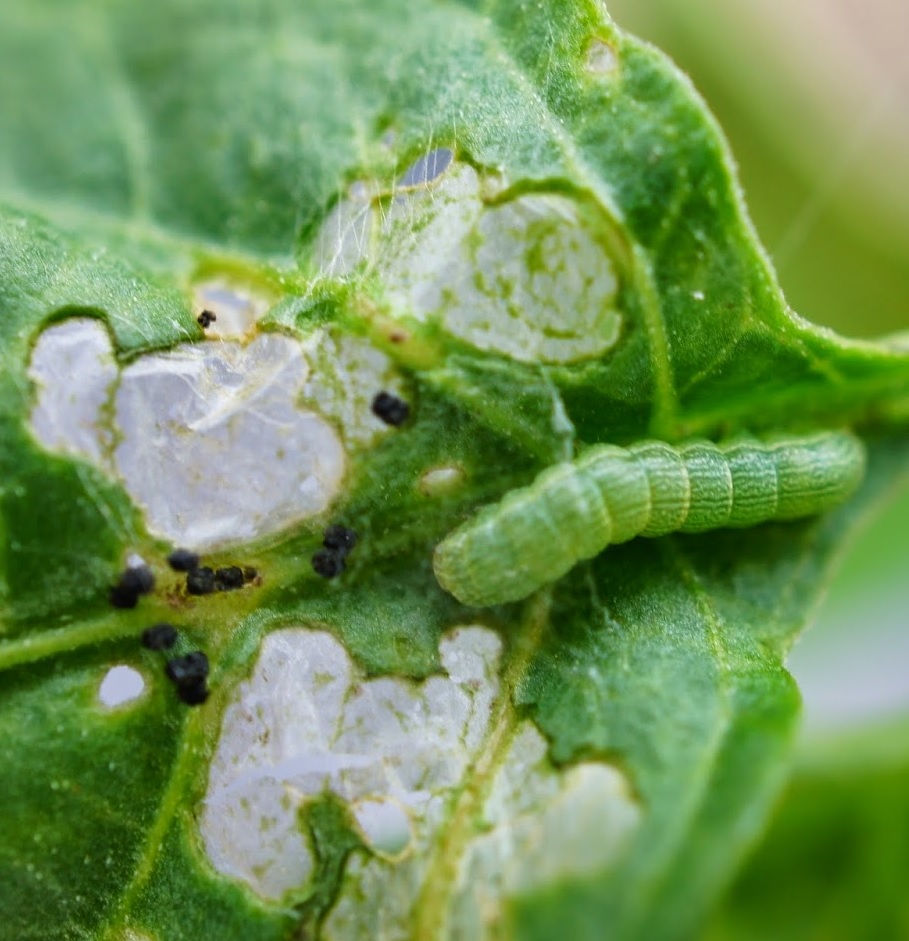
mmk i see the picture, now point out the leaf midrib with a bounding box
[413,592,551,939]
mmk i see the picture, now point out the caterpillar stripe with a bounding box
[433,431,866,606]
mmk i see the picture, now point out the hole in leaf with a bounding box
[399,148,454,187]
[98,665,145,708]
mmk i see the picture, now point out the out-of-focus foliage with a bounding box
[608,0,909,338]
[704,748,909,941]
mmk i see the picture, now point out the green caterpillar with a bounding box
[433,432,866,607]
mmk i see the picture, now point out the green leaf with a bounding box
[705,737,909,941]
[2,2,908,941]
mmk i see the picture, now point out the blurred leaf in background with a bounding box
[608,0,909,339]
[704,734,909,941]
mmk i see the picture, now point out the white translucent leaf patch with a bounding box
[316,181,375,280]
[418,465,466,498]
[192,281,270,338]
[448,728,638,939]
[299,330,408,449]
[114,333,344,548]
[315,152,623,365]
[585,38,618,75]
[27,318,406,549]
[201,626,640,937]
[28,319,118,464]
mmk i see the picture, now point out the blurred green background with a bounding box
[607,2,909,938]
[609,0,909,339]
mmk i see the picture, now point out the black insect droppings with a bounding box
[314,525,357,580]
[323,525,358,555]
[371,391,410,427]
[197,310,217,328]
[165,650,209,684]
[186,566,216,595]
[167,548,201,572]
[176,681,209,706]
[312,548,345,579]
[141,623,178,650]
[214,565,245,591]
[109,582,140,609]
[165,651,209,706]
[109,564,155,609]
[126,565,155,594]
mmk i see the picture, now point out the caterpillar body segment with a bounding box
[432,432,866,607]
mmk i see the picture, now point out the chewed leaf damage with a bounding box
[201,626,640,935]
[315,155,624,365]
[26,317,408,550]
